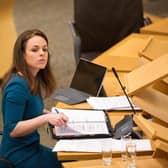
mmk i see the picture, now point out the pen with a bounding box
[54,108,59,114]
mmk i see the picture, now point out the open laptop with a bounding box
[52,59,107,105]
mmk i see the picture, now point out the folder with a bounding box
[50,107,140,140]
[50,108,113,139]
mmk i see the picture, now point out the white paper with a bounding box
[52,138,152,152]
[53,139,103,152]
[52,108,109,136]
[87,96,141,110]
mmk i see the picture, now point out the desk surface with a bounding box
[62,156,168,168]
[93,33,168,71]
[140,18,168,36]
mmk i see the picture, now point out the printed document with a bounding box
[52,108,109,136]
[87,96,141,110]
[53,138,152,152]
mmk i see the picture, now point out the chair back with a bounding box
[74,0,144,52]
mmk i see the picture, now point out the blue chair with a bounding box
[0,131,16,168]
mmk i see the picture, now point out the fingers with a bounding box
[47,112,69,127]
[57,113,68,126]
[60,112,69,123]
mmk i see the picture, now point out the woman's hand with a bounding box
[46,112,69,127]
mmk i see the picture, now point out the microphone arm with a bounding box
[112,67,136,114]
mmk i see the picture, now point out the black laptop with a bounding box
[52,59,107,105]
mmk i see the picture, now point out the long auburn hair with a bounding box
[1,29,56,97]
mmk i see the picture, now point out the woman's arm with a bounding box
[43,108,51,114]
[10,112,68,138]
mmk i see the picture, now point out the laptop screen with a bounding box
[70,59,107,96]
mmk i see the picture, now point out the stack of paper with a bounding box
[52,138,152,152]
[87,96,141,110]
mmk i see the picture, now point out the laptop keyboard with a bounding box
[53,88,91,104]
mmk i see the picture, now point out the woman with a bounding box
[1,29,68,168]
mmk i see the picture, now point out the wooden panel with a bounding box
[140,18,168,36]
[0,0,17,77]
[138,53,168,94]
[93,56,140,72]
[132,88,168,123]
[125,54,168,95]
[153,140,168,158]
[133,113,168,142]
[153,81,168,95]
[139,35,168,61]
[150,123,168,142]
[58,150,152,162]
[133,114,156,139]
[63,156,168,168]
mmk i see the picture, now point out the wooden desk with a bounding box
[55,110,153,161]
[93,33,168,72]
[140,18,168,36]
[59,150,153,162]
[55,33,168,161]
[63,156,168,168]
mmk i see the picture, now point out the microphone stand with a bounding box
[111,67,142,139]
[112,67,136,114]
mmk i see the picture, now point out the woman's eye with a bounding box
[31,48,38,52]
[30,47,48,53]
[43,48,48,52]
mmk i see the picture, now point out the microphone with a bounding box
[112,67,136,114]
[111,67,142,139]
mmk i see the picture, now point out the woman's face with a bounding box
[24,35,48,76]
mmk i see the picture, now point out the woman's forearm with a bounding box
[10,114,48,137]
[10,112,68,138]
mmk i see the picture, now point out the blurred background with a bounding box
[0,0,168,147]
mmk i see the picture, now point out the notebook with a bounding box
[52,59,107,104]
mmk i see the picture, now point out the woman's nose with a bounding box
[39,49,45,56]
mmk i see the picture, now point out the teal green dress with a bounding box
[1,74,62,168]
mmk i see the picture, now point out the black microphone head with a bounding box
[112,67,115,72]
[112,67,119,79]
